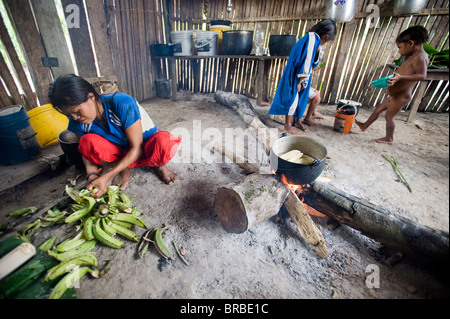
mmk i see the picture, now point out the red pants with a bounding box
[78,131,181,168]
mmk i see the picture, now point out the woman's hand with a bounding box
[87,175,108,198]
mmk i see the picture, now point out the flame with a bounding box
[280,174,304,194]
[280,174,326,218]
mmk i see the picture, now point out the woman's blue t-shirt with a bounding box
[68,92,158,147]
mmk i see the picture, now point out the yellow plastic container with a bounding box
[210,25,231,54]
[28,104,69,147]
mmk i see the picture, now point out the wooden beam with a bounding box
[30,0,74,77]
[4,0,52,105]
[61,0,97,78]
[0,49,24,107]
[0,13,37,109]
[85,0,115,77]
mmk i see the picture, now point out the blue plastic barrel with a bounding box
[0,105,41,165]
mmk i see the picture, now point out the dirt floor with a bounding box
[0,91,448,302]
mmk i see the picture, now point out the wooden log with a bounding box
[214,90,277,155]
[284,190,329,258]
[303,181,449,265]
[213,142,260,174]
[214,172,329,258]
[214,173,289,234]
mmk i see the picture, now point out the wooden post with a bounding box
[170,59,177,101]
[406,81,427,123]
[256,58,264,106]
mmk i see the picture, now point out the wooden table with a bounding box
[153,55,288,105]
[387,64,449,122]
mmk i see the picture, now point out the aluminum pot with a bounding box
[270,135,327,185]
[223,31,253,55]
[324,0,357,22]
[393,0,427,15]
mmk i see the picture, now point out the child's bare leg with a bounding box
[303,96,321,126]
[284,115,303,134]
[374,96,408,145]
[156,164,177,184]
[355,98,389,132]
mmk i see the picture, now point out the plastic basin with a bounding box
[371,75,394,89]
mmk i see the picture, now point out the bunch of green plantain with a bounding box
[42,236,109,299]
[62,185,147,249]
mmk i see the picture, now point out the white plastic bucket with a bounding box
[170,31,194,56]
[195,31,218,56]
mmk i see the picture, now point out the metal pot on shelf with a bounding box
[393,0,427,15]
[324,0,357,22]
[222,31,254,55]
[269,34,297,56]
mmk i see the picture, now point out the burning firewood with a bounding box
[284,189,328,258]
[214,172,329,259]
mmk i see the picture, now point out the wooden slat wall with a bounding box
[167,0,448,112]
[0,0,117,110]
[335,0,449,111]
[0,0,448,112]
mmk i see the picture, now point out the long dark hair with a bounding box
[310,19,337,42]
[48,74,101,114]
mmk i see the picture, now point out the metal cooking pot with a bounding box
[58,130,83,167]
[223,31,253,55]
[324,0,357,22]
[393,0,427,15]
[270,135,327,185]
[269,34,297,56]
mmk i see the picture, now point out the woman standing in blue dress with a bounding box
[269,19,337,134]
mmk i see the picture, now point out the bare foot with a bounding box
[355,119,367,132]
[283,125,303,135]
[302,117,318,127]
[156,164,177,184]
[311,112,324,120]
[112,168,132,190]
[294,120,308,131]
[374,137,394,145]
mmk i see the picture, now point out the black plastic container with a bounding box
[150,43,173,57]
[223,31,254,55]
[269,34,297,56]
[210,20,232,26]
